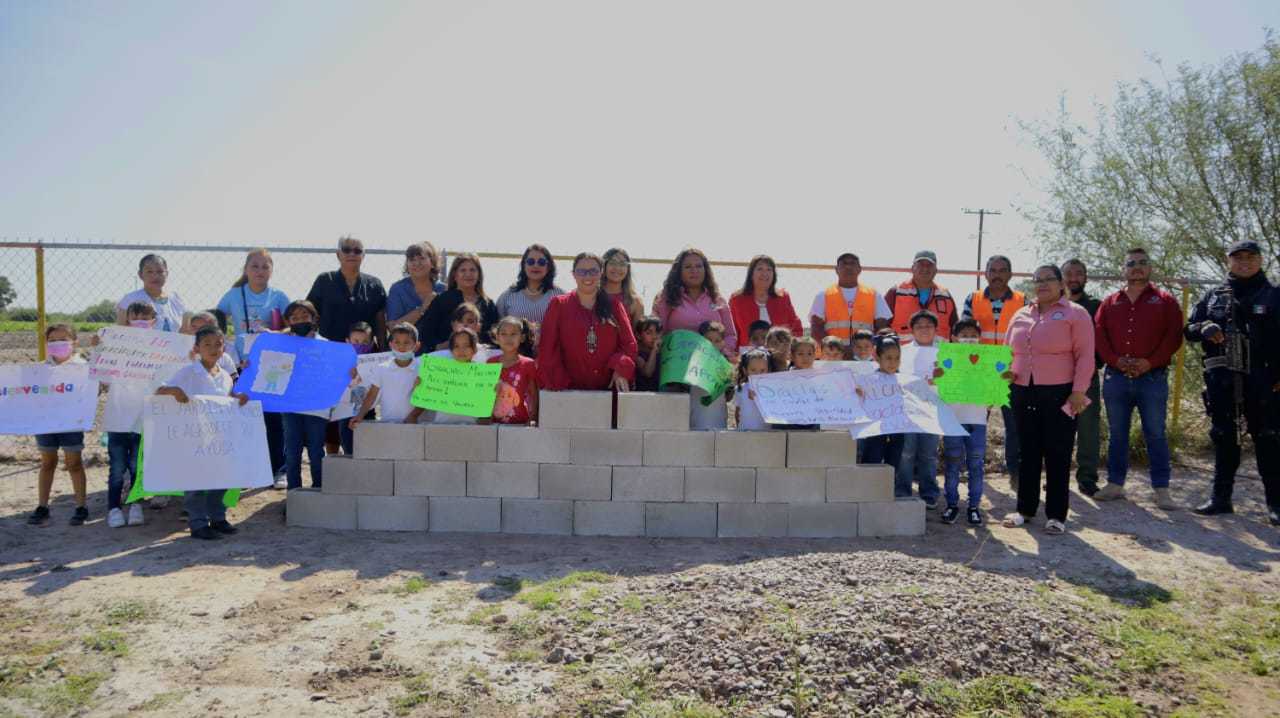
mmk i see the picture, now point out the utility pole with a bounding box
[963,208,1001,291]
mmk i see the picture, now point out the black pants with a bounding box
[264,411,285,475]
[861,433,904,470]
[1013,382,1077,522]
[1205,372,1280,508]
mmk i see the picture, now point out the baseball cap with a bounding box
[913,250,937,265]
[1227,240,1261,256]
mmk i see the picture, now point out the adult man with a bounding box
[1185,240,1280,525]
[886,250,958,341]
[1092,248,1184,509]
[809,253,891,341]
[962,255,1024,482]
[1062,258,1103,496]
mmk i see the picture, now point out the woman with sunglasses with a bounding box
[496,244,564,328]
[537,252,637,391]
[416,252,500,353]
[602,248,646,323]
[386,242,447,325]
[304,235,388,347]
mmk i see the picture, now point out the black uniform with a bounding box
[1184,271,1280,512]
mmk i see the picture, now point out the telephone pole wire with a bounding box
[963,208,1002,290]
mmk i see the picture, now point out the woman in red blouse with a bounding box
[537,253,638,391]
[728,254,804,341]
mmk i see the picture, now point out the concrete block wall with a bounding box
[288,416,924,538]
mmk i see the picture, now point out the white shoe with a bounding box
[149,496,169,508]
[127,503,144,526]
[107,508,126,528]
[273,472,288,490]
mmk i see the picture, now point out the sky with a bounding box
[2,0,1278,310]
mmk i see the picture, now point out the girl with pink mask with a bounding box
[26,324,90,527]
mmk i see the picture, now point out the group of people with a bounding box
[24,237,1280,538]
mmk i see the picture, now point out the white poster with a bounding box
[849,373,967,439]
[748,368,866,426]
[89,326,194,386]
[813,360,877,376]
[141,396,273,491]
[0,363,99,435]
[897,343,938,381]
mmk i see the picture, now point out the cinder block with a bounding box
[857,498,926,537]
[323,456,394,496]
[467,462,539,498]
[646,502,717,538]
[569,429,643,465]
[428,496,500,533]
[643,431,715,466]
[786,431,858,468]
[717,503,789,537]
[357,495,429,531]
[540,391,613,429]
[539,464,612,500]
[395,461,466,497]
[684,467,755,503]
[501,498,573,535]
[574,501,645,536]
[612,466,684,502]
[617,392,690,431]
[497,426,571,463]
[425,424,497,462]
[715,430,787,468]
[286,489,357,530]
[353,422,426,461]
[755,468,826,503]
[826,465,895,502]
[787,503,859,538]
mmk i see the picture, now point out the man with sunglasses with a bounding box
[1092,247,1184,509]
[305,236,389,348]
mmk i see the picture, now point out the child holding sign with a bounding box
[896,311,943,508]
[350,323,422,428]
[102,301,157,529]
[940,320,989,526]
[490,317,539,425]
[691,321,732,430]
[857,336,905,468]
[156,326,250,540]
[852,329,876,363]
[281,301,328,490]
[411,327,486,425]
[27,324,90,527]
[734,349,771,431]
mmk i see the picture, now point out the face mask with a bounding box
[47,341,73,360]
[130,320,154,329]
[391,348,416,361]
[352,343,373,355]
[956,337,980,345]
[290,322,314,336]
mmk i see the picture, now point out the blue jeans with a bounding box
[944,424,987,507]
[107,432,141,510]
[896,433,941,500]
[284,413,329,490]
[184,490,227,531]
[862,433,904,468]
[1103,367,1171,488]
[1001,405,1020,478]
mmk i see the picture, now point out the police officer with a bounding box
[1185,240,1280,525]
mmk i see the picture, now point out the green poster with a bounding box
[410,355,502,417]
[126,439,241,507]
[659,330,734,406]
[934,342,1014,408]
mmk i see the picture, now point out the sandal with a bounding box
[1001,513,1026,528]
[1044,519,1066,535]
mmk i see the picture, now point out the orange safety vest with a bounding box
[822,284,877,341]
[968,289,1025,345]
[889,280,955,340]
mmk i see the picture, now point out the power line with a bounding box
[962,208,1002,291]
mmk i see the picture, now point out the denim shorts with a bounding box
[36,431,85,453]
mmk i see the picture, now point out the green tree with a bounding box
[0,275,15,311]
[77,299,117,323]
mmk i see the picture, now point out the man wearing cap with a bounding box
[887,250,958,341]
[809,252,891,342]
[962,255,1024,482]
[1185,240,1280,525]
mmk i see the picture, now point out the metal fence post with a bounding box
[35,243,47,361]
[1170,282,1192,431]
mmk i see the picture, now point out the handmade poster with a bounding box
[849,373,967,439]
[140,396,273,491]
[125,439,241,507]
[411,355,502,417]
[233,333,356,412]
[659,330,734,406]
[748,368,866,426]
[813,360,877,376]
[934,342,1014,407]
[357,351,394,381]
[89,325,193,386]
[897,343,939,380]
[0,363,99,435]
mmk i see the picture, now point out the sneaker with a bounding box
[69,506,88,526]
[27,506,50,526]
[1269,507,1280,526]
[1001,513,1026,528]
[1153,487,1179,511]
[273,472,288,490]
[107,508,126,528]
[967,507,983,526]
[210,520,238,535]
[1192,499,1233,516]
[924,497,939,511]
[941,506,960,524]
[1094,483,1126,501]
[126,503,145,526]
[1044,519,1067,535]
[149,496,169,509]
[190,526,222,540]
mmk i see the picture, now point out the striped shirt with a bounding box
[495,286,565,326]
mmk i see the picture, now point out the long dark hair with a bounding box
[737,254,779,298]
[602,247,642,312]
[573,253,617,325]
[447,252,488,300]
[661,248,720,308]
[511,244,558,292]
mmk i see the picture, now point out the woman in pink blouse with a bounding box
[1002,264,1095,535]
[651,248,737,357]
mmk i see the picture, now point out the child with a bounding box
[634,316,662,392]
[339,321,377,456]
[490,317,540,425]
[851,329,876,362]
[791,336,818,370]
[188,311,240,375]
[764,327,793,373]
[27,324,90,527]
[435,303,484,352]
[820,335,846,361]
[746,320,771,350]
[156,325,250,540]
[412,327,485,424]
[857,335,905,468]
[690,321,731,430]
[940,319,989,526]
[896,311,943,508]
[102,301,157,528]
[734,349,772,431]
[280,301,328,490]
[350,322,421,431]
[348,321,375,356]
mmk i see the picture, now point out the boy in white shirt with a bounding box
[939,319,990,526]
[349,323,421,428]
[895,311,943,508]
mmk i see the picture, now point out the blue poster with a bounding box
[233,333,356,412]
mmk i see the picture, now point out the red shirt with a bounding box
[728,292,804,342]
[537,293,638,391]
[1094,285,1184,371]
[490,355,538,424]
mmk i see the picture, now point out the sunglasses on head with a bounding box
[1124,258,1150,268]
[524,257,548,267]
[340,246,364,255]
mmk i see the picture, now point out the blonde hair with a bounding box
[232,248,273,288]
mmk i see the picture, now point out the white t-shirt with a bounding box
[734,386,770,431]
[367,358,419,423]
[951,403,989,426]
[163,360,234,399]
[757,301,770,324]
[808,286,893,322]
[117,289,188,333]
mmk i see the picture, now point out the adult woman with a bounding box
[115,253,190,332]
[1002,265,1095,535]
[386,241,446,325]
[652,248,737,357]
[495,244,564,326]
[602,248,645,323]
[304,236,388,347]
[537,253,637,391]
[417,252,500,352]
[728,254,804,341]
